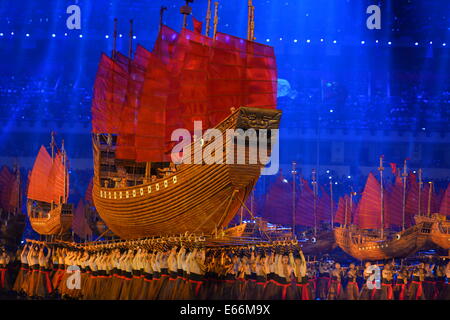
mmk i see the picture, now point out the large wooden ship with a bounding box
[27,134,73,236]
[90,7,280,239]
[0,165,25,247]
[334,158,433,261]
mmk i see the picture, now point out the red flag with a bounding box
[192,17,202,34]
[390,163,397,175]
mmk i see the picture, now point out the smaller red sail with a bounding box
[421,183,440,215]
[317,185,334,223]
[91,54,129,134]
[261,173,293,226]
[354,172,384,230]
[405,174,421,221]
[85,178,93,205]
[385,177,404,228]
[27,146,53,204]
[134,47,172,162]
[47,151,67,204]
[295,179,315,227]
[72,199,92,240]
[334,195,349,225]
[0,166,19,213]
[439,183,450,217]
[192,16,203,34]
[115,53,141,160]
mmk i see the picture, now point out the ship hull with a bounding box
[415,215,450,250]
[92,107,281,239]
[430,221,450,249]
[300,231,336,255]
[334,223,432,261]
[27,202,73,235]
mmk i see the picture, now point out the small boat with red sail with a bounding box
[26,133,73,236]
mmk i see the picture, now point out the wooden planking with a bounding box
[92,107,281,239]
[431,220,450,249]
[28,205,73,235]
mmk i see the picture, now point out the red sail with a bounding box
[0,166,19,213]
[334,195,349,225]
[85,178,93,204]
[261,173,293,226]
[406,178,439,219]
[115,52,142,160]
[385,177,404,228]
[91,54,129,134]
[421,183,440,215]
[72,199,92,240]
[440,183,450,217]
[209,32,277,127]
[91,21,277,163]
[47,151,67,204]
[354,172,384,229]
[28,146,53,203]
[317,185,334,223]
[136,48,175,162]
[28,146,68,204]
[295,179,315,227]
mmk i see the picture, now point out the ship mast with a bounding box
[128,19,133,59]
[212,2,219,39]
[50,131,56,162]
[112,18,118,60]
[291,161,297,236]
[344,196,348,227]
[401,159,408,231]
[159,6,167,32]
[418,168,423,216]
[349,186,354,227]
[248,1,255,41]
[180,0,193,29]
[204,0,212,36]
[427,181,433,217]
[312,168,318,237]
[378,155,385,239]
[330,180,334,228]
[62,139,67,204]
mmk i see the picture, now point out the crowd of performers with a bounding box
[0,239,450,300]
